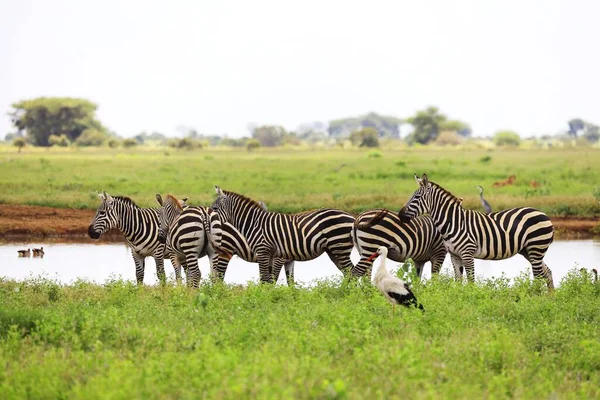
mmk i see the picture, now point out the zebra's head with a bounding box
[88,191,119,239]
[398,174,432,223]
[211,185,231,221]
[156,194,188,244]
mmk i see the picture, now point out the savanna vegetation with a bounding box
[0,273,598,399]
[0,147,599,218]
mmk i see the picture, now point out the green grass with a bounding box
[0,274,599,399]
[1,146,600,216]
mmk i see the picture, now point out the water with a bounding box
[1,239,599,286]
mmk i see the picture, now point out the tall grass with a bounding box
[1,147,599,216]
[0,273,598,399]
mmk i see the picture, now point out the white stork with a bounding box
[367,246,424,313]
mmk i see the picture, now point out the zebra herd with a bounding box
[87,173,556,307]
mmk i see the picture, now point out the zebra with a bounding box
[88,192,187,284]
[399,174,555,289]
[155,194,224,288]
[156,194,296,285]
[351,209,449,280]
[211,186,356,282]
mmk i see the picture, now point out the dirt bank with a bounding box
[0,204,598,240]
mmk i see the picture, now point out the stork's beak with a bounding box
[367,252,378,262]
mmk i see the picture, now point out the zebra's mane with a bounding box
[166,194,183,211]
[429,181,463,205]
[223,190,265,210]
[113,196,140,207]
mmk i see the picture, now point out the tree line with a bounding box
[4,97,599,151]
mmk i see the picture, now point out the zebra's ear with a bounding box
[103,191,114,204]
[98,191,105,201]
[215,185,224,196]
[421,173,430,187]
[414,174,423,186]
[156,194,163,206]
[180,197,188,205]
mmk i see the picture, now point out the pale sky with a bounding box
[1,0,598,139]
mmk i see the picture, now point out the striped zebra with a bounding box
[399,174,555,289]
[155,194,223,287]
[211,186,355,282]
[351,209,449,279]
[88,192,187,284]
[156,194,295,285]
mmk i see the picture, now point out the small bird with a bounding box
[476,185,492,214]
[17,249,31,257]
[367,246,424,314]
[32,247,45,258]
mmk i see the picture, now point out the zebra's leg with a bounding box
[131,252,146,285]
[450,253,464,282]
[271,258,285,284]
[213,252,232,282]
[154,257,167,285]
[542,262,555,290]
[169,253,182,283]
[463,255,476,283]
[431,256,444,276]
[528,255,555,290]
[185,252,202,288]
[283,261,295,286]
[414,261,425,279]
[326,249,354,277]
[256,250,273,283]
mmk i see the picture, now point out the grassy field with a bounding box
[0,274,598,399]
[1,146,600,217]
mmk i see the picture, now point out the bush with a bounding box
[479,155,492,163]
[48,134,70,147]
[493,130,521,147]
[169,138,199,150]
[122,138,137,148]
[367,150,383,158]
[349,127,380,148]
[246,139,260,152]
[74,129,108,147]
[434,131,463,146]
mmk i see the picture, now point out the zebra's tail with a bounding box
[203,208,231,258]
[356,208,389,229]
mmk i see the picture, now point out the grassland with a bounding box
[1,146,599,218]
[0,274,598,399]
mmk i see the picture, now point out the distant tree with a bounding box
[493,130,521,147]
[440,120,472,137]
[13,137,26,152]
[9,97,107,146]
[48,134,70,147]
[246,139,261,151]
[122,138,137,148]
[583,124,600,143]
[434,131,463,146]
[567,118,585,138]
[221,137,248,147]
[349,127,380,148]
[405,106,448,144]
[252,125,286,147]
[328,112,401,139]
[74,128,108,147]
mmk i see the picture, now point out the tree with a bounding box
[493,130,521,147]
[9,97,107,146]
[405,106,448,144]
[328,112,402,139]
[122,138,137,148]
[13,137,26,152]
[434,131,463,146]
[439,120,472,137]
[567,119,585,138]
[583,124,600,143]
[252,125,286,147]
[349,127,380,148]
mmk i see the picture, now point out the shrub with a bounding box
[493,130,521,147]
[367,150,383,158]
[13,137,26,152]
[246,139,261,152]
[434,131,463,146]
[122,138,137,148]
[48,134,70,147]
[108,139,120,148]
[479,155,492,163]
[74,129,107,147]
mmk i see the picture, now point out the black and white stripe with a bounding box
[88,192,186,284]
[156,194,295,285]
[351,209,448,279]
[156,194,223,288]
[211,186,355,282]
[399,174,555,289]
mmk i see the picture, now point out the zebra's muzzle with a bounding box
[88,225,101,239]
